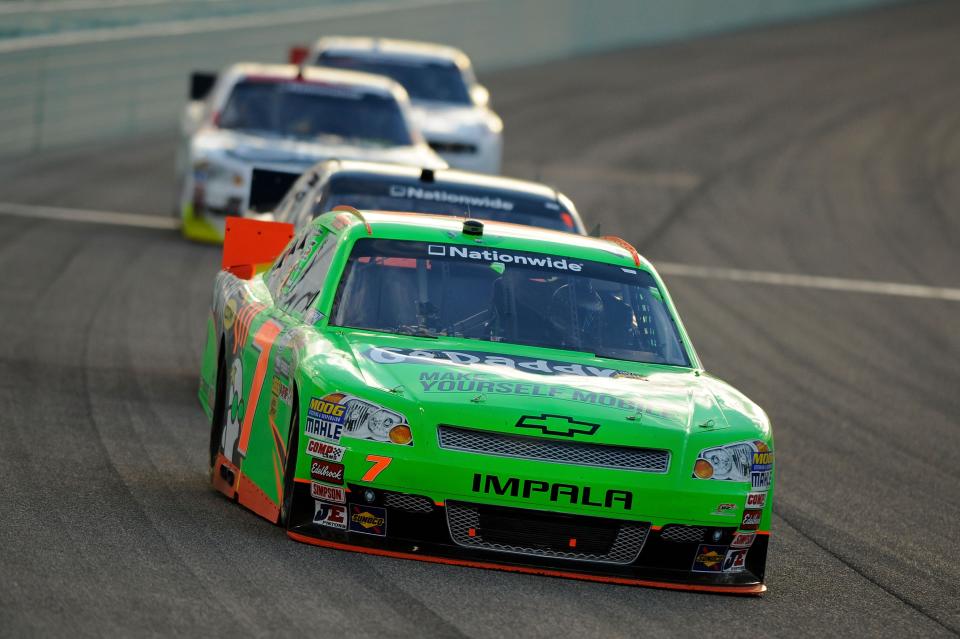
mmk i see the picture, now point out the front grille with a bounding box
[437,425,670,473]
[248,168,299,212]
[428,140,478,154]
[384,492,434,513]
[446,501,649,564]
[660,525,705,543]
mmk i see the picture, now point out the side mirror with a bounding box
[288,45,310,65]
[471,84,490,108]
[189,72,217,101]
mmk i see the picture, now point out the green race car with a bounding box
[198,211,774,594]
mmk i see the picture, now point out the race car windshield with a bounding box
[322,177,577,233]
[218,80,413,146]
[331,239,691,367]
[316,54,472,105]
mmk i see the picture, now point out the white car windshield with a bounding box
[331,239,691,367]
[316,54,472,105]
[219,79,413,146]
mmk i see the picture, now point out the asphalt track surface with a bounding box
[1,2,959,636]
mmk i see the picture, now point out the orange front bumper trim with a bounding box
[287,531,766,595]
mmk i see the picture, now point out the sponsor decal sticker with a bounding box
[311,482,346,503]
[731,531,756,548]
[712,503,737,516]
[305,393,347,441]
[427,244,582,272]
[349,504,387,536]
[472,473,632,510]
[365,347,628,377]
[311,459,345,485]
[723,548,748,573]
[306,439,346,462]
[740,509,762,531]
[516,414,599,437]
[692,544,727,572]
[389,184,515,211]
[745,492,767,509]
[312,500,347,529]
[223,298,238,330]
[750,441,773,491]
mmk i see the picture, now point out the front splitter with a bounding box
[287,531,766,595]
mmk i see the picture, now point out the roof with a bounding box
[319,159,562,201]
[221,62,408,98]
[318,210,647,269]
[311,36,469,68]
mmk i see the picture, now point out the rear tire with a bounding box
[279,389,300,527]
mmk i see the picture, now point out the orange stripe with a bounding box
[287,532,766,595]
[237,320,281,455]
[238,474,280,523]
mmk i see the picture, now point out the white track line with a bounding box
[0,201,179,230]
[2,201,956,302]
[656,261,960,302]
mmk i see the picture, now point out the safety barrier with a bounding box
[0,0,902,156]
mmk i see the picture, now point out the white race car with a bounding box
[292,37,503,175]
[176,62,444,242]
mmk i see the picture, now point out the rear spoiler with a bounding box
[288,45,310,65]
[222,217,295,279]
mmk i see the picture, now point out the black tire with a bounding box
[279,389,300,527]
[208,342,227,472]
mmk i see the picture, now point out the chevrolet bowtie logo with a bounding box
[516,414,600,437]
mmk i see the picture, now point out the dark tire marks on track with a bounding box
[1,2,959,636]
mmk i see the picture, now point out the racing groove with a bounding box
[1,1,959,636]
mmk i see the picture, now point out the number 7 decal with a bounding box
[362,455,393,482]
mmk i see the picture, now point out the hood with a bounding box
[317,332,765,453]
[194,128,445,169]
[408,102,498,139]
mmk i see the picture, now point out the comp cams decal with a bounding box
[306,439,346,462]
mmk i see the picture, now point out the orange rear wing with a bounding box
[222,216,295,280]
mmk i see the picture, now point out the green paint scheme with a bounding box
[198,211,774,534]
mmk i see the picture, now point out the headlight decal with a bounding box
[692,440,773,488]
[305,392,412,446]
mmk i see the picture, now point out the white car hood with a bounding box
[194,128,445,169]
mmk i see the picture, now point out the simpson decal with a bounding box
[312,500,347,529]
[306,439,346,462]
[310,459,345,485]
[310,482,346,503]
[731,532,756,548]
[348,504,387,536]
[723,548,748,573]
[740,509,763,531]
[692,545,726,572]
